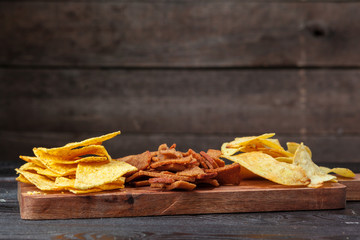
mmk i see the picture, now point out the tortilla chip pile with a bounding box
[117,144,241,191]
[221,133,355,188]
[15,131,137,194]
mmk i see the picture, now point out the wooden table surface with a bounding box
[1,177,360,240]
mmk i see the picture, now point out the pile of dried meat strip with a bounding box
[117,144,241,191]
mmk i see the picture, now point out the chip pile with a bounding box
[221,133,355,188]
[15,131,137,194]
[117,144,241,190]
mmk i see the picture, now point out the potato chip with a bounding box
[287,142,312,158]
[75,160,137,190]
[224,152,309,186]
[227,133,275,148]
[320,167,355,178]
[275,157,293,164]
[33,156,77,176]
[221,142,240,156]
[15,169,64,191]
[293,143,336,188]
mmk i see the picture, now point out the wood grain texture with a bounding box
[2,1,360,67]
[338,174,360,201]
[18,180,346,220]
[1,69,360,135]
[2,178,360,239]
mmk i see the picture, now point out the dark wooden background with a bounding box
[1,0,360,175]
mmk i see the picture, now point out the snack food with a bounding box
[118,144,242,190]
[16,131,137,194]
[221,133,355,188]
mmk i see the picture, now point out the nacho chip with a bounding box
[15,169,64,191]
[34,145,111,162]
[19,155,46,168]
[293,143,336,188]
[224,152,309,186]
[39,131,120,156]
[75,160,137,190]
[19,162,60,178]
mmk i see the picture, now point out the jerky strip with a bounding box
[200,151,219,169]
[166,181,196,191]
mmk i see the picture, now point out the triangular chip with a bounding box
[75,160,137,190]
[38,131,120,156]
[33,145,111,163]
[293,143,336,188]
[15,169,65,191]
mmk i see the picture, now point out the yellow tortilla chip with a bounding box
[34,149,109,165]
[16,174,32,184]
[19,162,60,178]
[293,143,336,188]
[33,156,77,176]
[34,145,111,162]
[15,169,64,191]
[224,152,309,186]
[19,155,46,168]
[41,131,120,155]
[75,160,137,190]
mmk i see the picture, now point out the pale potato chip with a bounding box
[287,142,312,158]
[75,160,137,190]
[224,152,309,186]
[293,143,336,188]
[15,169,64,191]
[275,157,293,163]
[221,142,240,156]
[226,133,275,148]
[320,167,355,178]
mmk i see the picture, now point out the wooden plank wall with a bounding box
[1,0,360,173]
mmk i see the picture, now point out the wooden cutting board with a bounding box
[338,173,360,201]
[18,179,346,220]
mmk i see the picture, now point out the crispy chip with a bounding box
[224,152,309,186]
[320,167,355,178]
[293,143,336,188]
[15,169,64,191]
[75,160,137,190]
[19,162,60,178]
[226,133,275,148]
[38,131,120,156]
[287,142,312,158]
[34,145,111,161]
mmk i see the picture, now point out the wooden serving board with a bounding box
[338,173,360,201]
[18,180,346,220]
